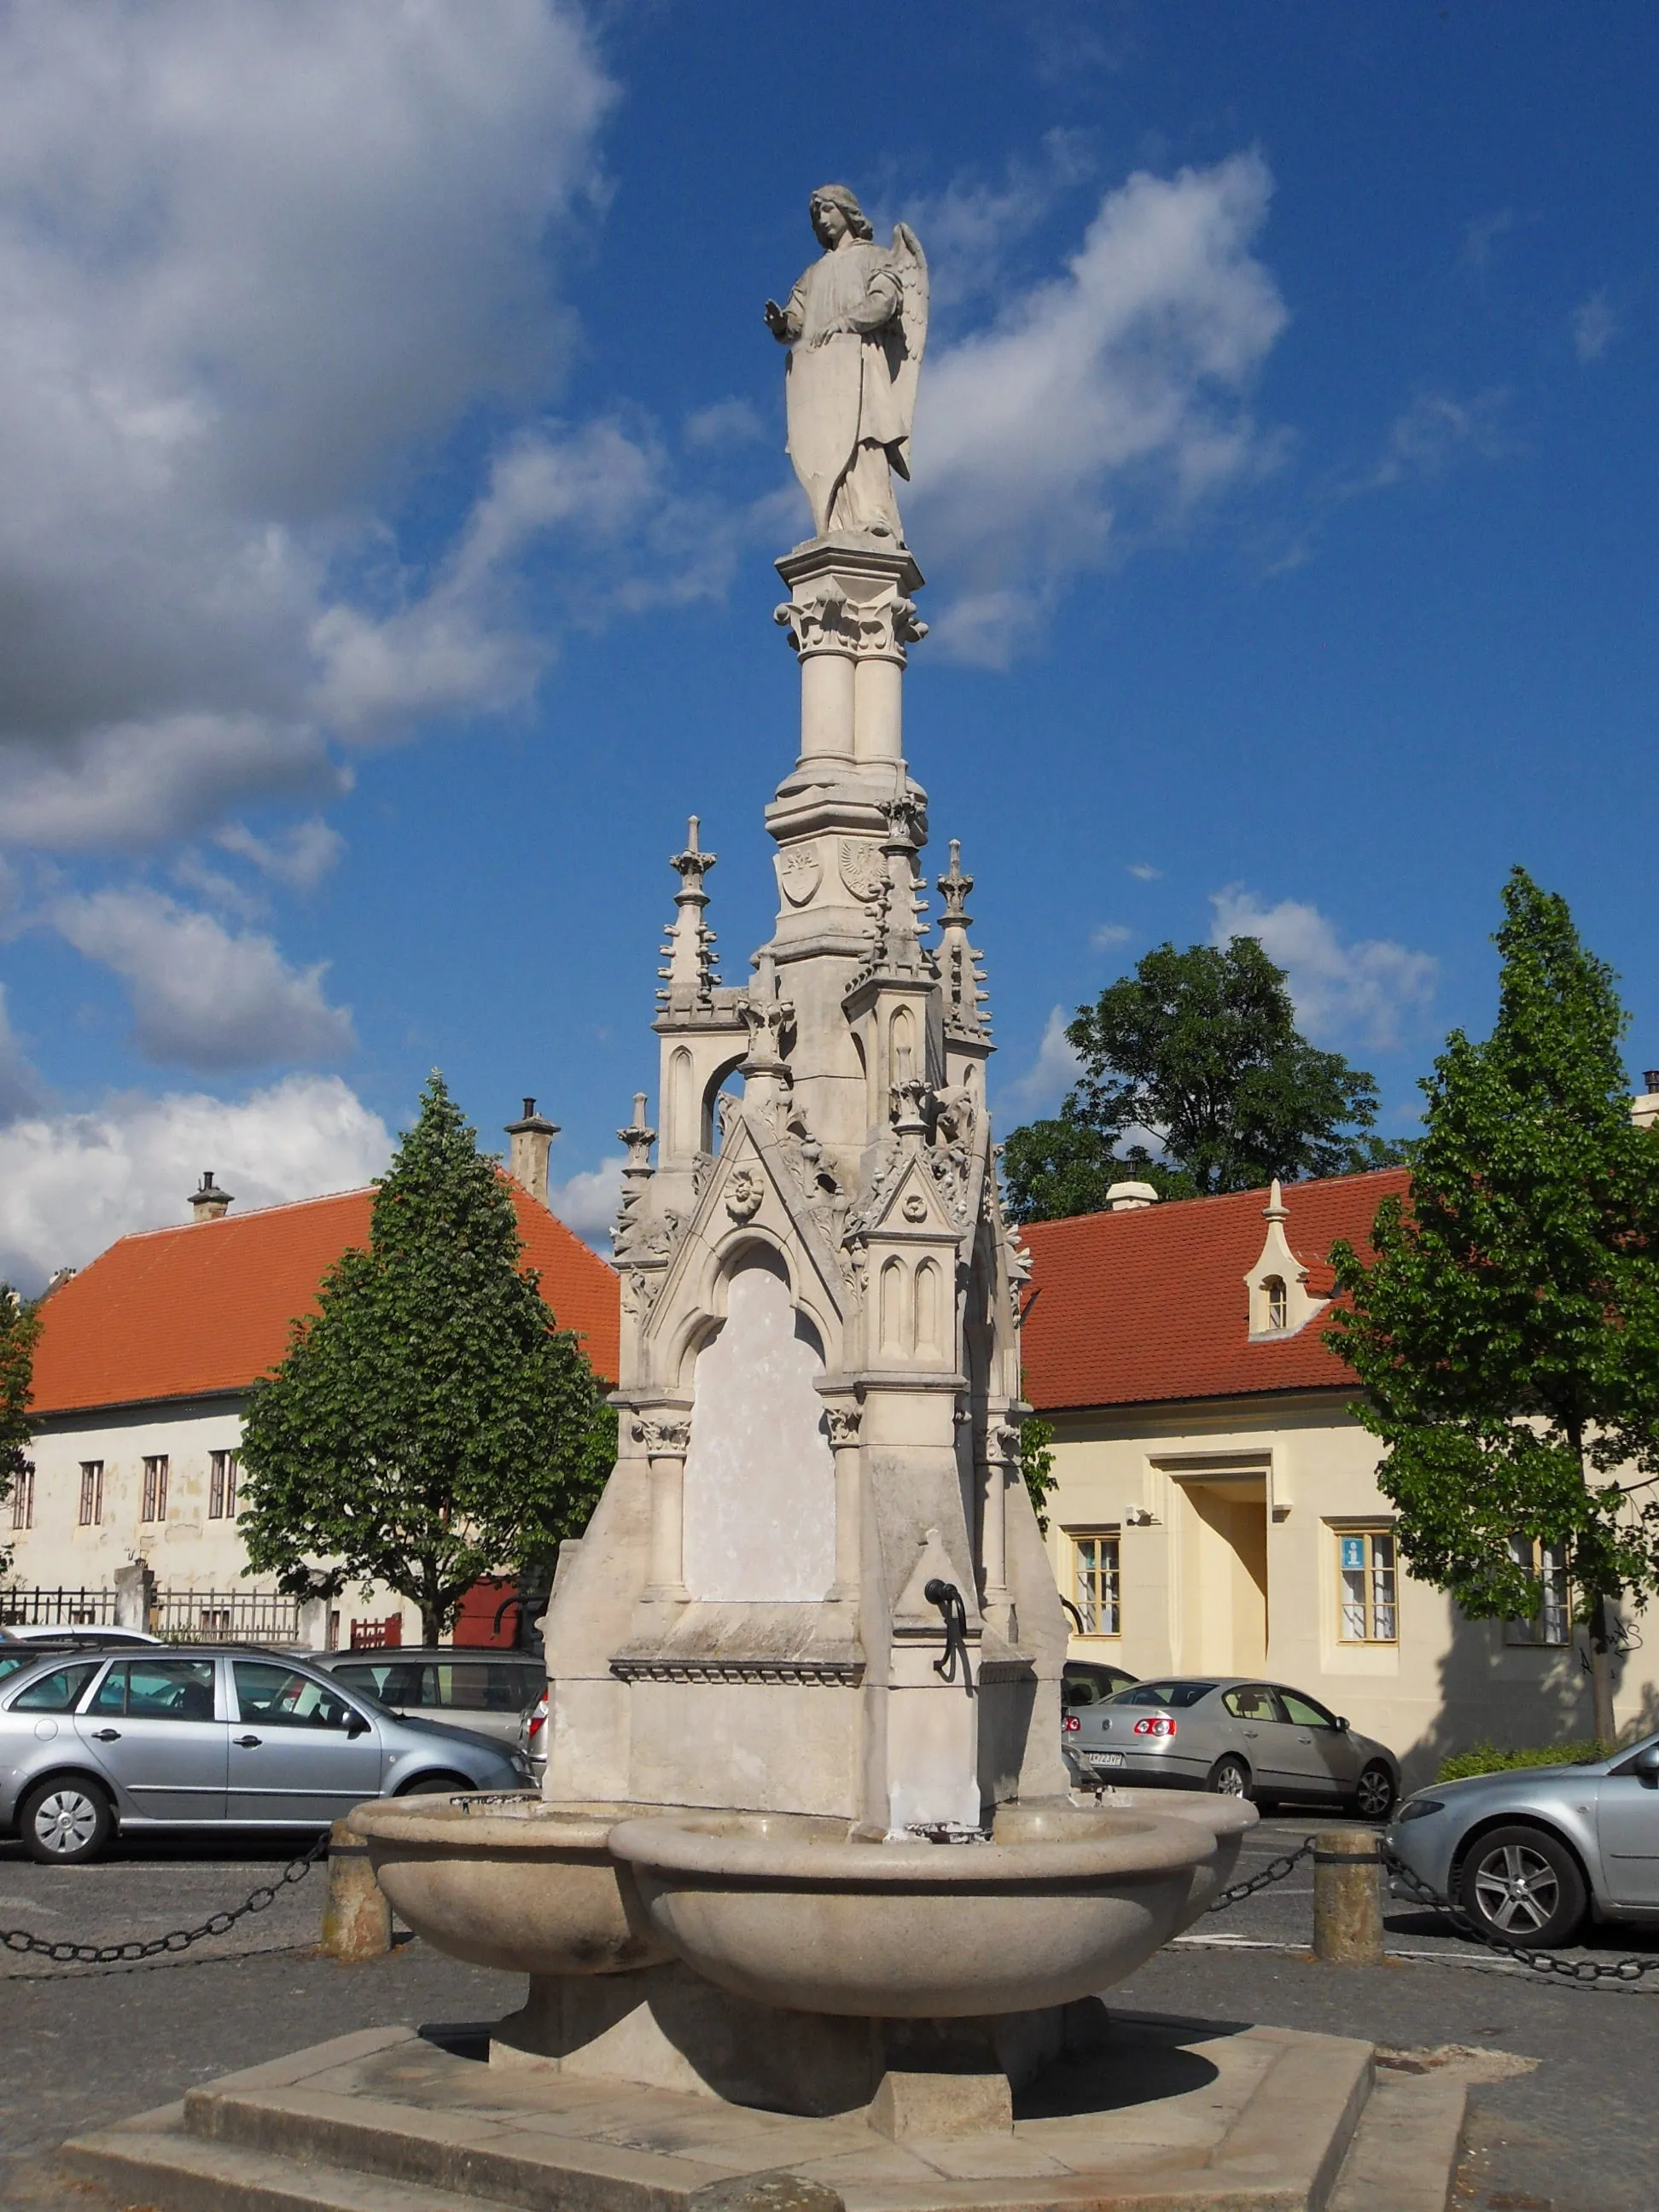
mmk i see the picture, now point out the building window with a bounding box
[208,1450,240,1519]
[1338,1528,1397,1642]
[10,1460,33,1530]
[1505,1537,1571,1646]
[141,1455,170,1524]
[1070,1531,1121,1637]
[1263,1276,1288,1331]
[78,1461,104,1527]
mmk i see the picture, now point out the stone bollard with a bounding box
[1312,1825,1385,1965]
[321,1818,393,1961]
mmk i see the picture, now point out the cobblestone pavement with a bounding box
[3,1816,1654,2209]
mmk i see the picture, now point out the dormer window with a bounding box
[1244,1181,1330,1342]
[1264,1276,1287,1332]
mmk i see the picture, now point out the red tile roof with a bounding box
[30,1182,620,1417]
[1019,1167,1411,1412]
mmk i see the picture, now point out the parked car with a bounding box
[2,1624,160,1644]
[1387,1732,1659,1946]
[0,1628,159,1691]
[313,1647,544,1752]
[1063,1674,1399,1818]
[521,1690,548,1784]
[0,1644,526,1864]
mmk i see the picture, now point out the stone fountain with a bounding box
[64,184,1407,2212]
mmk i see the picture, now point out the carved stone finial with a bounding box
[937,840,972,923]
[936,836,991,1040]
[658,816,720,1016]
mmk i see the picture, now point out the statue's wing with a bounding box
[888,223,929,473]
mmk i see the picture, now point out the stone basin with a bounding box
[608,1796,1254,2018]
[348,1795,672,1976]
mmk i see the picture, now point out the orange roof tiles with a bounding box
[31,1182,620,1417]
[1019,1167,1411,1412]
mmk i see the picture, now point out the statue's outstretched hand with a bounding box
[763,299,789,339]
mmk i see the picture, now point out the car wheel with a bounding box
[1206,1755,1253,1801]
[397,1772,473,1797]
[1353,1761,1396,1821]
[20,1777,113,1865]
[1457,1825,1586,1947]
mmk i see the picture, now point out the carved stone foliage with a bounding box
[632,1416,692,1456]
[823,1406,862,1448]
[620,1268,663,1328]
[614,1206,681,1265]
[725,1167,764,1223]
[773,580,928,662]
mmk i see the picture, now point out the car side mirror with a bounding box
[1635,1743,1659,1785]
[345,1710,370,1738]
[1336,1717,1350,1732]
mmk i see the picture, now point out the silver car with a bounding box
[313,1647,544,1752]
[1065,1674,1400,1819]
[1387,1732,1659,1947]
[0,1644,525,1863]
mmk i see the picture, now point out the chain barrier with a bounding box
[1206,1835,1314,1912]
[0,1833,326,1967]
[1380,1841,1659,1986]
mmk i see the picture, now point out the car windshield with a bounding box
[1111,1680,1217,1709]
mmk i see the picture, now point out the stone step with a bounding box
[1327,2067,1468,2212]
[61,2106,524,2212]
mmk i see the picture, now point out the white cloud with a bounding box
[216,818,343,893]
[911,153,1288,662]
[1001,1005,1082,1115]
[549,1155,623,1253]
[1573,291,1618,364]
[1126,862,1162,882]
[51,887,354,1069]
[1209,887,1437,1051]
[0,1074,390,1291]
[1349,387,1511,494]
[1091,922,1132,951]
[683,397,766,451]
[0,0,614,852]
[0,986,46,1122]
[1463,208,1516,271]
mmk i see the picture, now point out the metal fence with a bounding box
[0,1583,302,1643]
[0,1584,119,1627]
[153,1588,303,1644]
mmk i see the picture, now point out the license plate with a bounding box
[1086,1751,1126,1768]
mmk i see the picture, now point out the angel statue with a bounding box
[764,184,928,544]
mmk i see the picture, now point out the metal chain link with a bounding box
[1381,1841,1659,1985]
[0,1833,326,1966]
[1206,1835,1315,1912]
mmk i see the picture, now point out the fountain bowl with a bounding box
[608,1796,1253,2018]
[348,1795,672,1976]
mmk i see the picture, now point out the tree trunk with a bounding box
[1589,1592,1618,1746]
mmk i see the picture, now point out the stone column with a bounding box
[824,1404,863,1602]
[634,1417,691,1604]
[775,539,925,773]
[113,1557,155,1634]
[979,1422,1019,1627]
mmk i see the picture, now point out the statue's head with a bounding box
[810,183,873,247]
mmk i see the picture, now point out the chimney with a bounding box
[189,1171,233,1224]
[1105,1180,1159,1211]
[504,1097,559,1205]
[1633,1074,1659,1132]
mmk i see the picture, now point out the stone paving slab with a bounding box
[62,2010,1378,2212]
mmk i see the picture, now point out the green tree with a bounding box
[1328,870,1659,1745]
[0,1289,39,1577]
[1020,1412,1058,1536]
[1004,937,1405,1223]
[239,1074,616,1643]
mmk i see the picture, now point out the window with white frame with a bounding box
[1264,1276,1288,1331]
[208,1450,240,1519]
[1070,1530,1121,1637]
[10,1459,33,1529]
[142,1455,169,1524]
[1504,1536,1571,1646]
[1338,1528,1397,1642]
[78,1461,103,1527]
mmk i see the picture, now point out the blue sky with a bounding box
[1,0,1656,1286]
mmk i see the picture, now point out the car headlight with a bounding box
[1395,1796,1445,1824]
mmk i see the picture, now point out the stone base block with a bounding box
[56,2005,1423,2212]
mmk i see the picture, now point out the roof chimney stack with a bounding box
[504,1097,560,1205]
[1633,1074,1659,1132]
[1105,1181,1159,1212]
[189,1171,233,1224]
